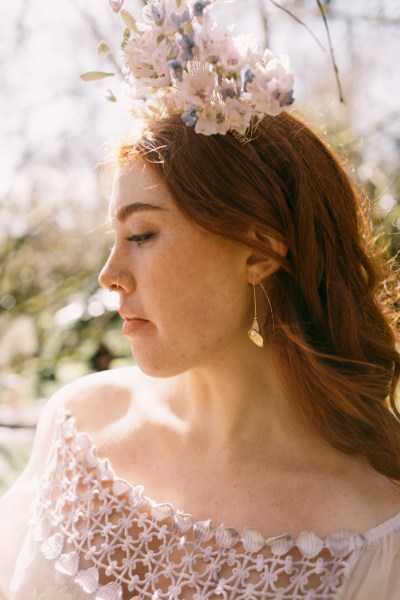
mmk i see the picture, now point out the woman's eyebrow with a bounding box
[113,202,168,223]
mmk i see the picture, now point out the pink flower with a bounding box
[194,101,229,135]
[175,68,217,106]
[247,54,294,115]
[95,0,295,135]
[124,33,171,87]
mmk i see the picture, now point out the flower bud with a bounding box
[120,9,139,33]
[80,71,115,81]
[109,0,124,13]
[166,44,179,60]
[104,89,118,102]
[98,41,111,56]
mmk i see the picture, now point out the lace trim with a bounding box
[32,412,365,599]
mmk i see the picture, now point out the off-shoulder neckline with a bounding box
[57,409,400,555]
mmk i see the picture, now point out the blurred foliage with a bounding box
[324,120,400,259]
[0,168,132,400]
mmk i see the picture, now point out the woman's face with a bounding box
[99,159,253,377]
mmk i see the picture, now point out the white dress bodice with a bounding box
[2,412,400,600]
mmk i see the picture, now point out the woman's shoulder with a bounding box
[337,512,400,600]
[49,366,173,435]
[57,366,138,427]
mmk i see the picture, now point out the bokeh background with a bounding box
[1,0,399,493]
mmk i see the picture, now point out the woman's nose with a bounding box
[98,264,113,291]
[98,257,123,292]
[98,244,133,293]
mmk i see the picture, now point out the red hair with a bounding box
[119,111,400,479]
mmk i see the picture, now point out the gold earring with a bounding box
[259,281,275,332]
[248,278,264,348]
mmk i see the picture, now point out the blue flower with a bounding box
[192,0,210,17]
[279,88,295,106]
[180,34,196,61]
[109,0,124,13]
[168,59,184,81]
[151,4,166,26]
[244,69,254,91]
[170,10,191,28]
[181,107,198,127]
[221,87,237,100]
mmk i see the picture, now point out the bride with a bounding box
[1,1,399,599]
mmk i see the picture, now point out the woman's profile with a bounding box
[0,1,399,598]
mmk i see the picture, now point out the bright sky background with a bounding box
[1,0,399,232]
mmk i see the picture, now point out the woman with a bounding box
[1,110,399,599]
[1,1,399,598]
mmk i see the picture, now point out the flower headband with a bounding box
[83,0,294,136]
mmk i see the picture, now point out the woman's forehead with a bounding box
[109,161,171,217]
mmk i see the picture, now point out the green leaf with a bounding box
[80,71,115,81]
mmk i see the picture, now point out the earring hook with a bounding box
[259,281,275,332]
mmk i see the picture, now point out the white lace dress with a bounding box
[1,411,400,600]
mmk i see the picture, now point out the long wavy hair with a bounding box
[119,111,400,480]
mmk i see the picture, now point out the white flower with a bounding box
[124,33,171,86]
[193,16,236,66]
[224,98,251,134]
[175,67,217,107]
[246,54,294,115]
[88,0,295,136]
[194,100,229,135]
[218,41,247,76]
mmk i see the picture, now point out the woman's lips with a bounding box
[121,316,149,337]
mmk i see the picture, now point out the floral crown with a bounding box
[83,0,294,136]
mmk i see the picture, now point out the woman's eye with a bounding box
[126,233,155,245]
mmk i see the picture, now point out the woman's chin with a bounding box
[130,347,187,380]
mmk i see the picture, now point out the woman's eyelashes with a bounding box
[126,232,156,245]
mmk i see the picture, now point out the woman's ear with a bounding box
[246,234,288,283]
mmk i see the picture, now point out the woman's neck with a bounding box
[168,344,327,465]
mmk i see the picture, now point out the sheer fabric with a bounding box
[1,411,400,600]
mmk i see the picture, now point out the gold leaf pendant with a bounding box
[248,317,264,348]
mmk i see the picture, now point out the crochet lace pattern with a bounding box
[32,413,365,599]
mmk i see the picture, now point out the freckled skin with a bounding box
[99,160,254,377]
[97,160,400,540]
